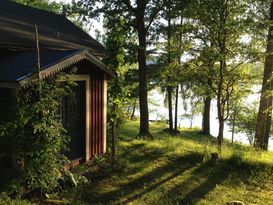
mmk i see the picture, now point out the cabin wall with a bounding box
[89,70,106,158]
[76,61,107,160]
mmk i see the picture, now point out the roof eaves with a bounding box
[19,49,85,87]
[18,49,114,88]
[83,51,115,78]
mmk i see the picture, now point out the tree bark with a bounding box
[130,101,136,120]
[166,4,173,134]
[110,104,116,162]
[218,118,224,154]
[111,121,116,162]
[231,115,235,144]
[174,85,179,133]
[174,16,183,134]
[217,57,226,154]
[137,12,151,137]
[167,86,173,133]
[254,2,273,150]
[202,96,211,135]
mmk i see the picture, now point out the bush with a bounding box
[0,193,33,205]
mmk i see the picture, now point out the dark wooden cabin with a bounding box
[0,0,112,167]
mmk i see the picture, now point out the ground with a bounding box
[1,121,273,205]
[61,121,273,205]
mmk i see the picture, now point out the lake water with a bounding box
[148,89,273,151]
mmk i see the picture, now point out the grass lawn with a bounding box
[60,121,273,205]
[1,120,272,205]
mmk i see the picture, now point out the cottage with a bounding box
[0,1,112,167]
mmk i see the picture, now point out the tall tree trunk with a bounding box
[202,96,211,135]
[231,115,235,144]
[174,85,179,133]
[217,58,226,154]
[174,16,183,134]
[110,120,116,162]
[110,104,117,163]
[137,15,151,138]
[166,4,173,134]
[218,118,224,154]
[130,101,136,120]
[167,86,173,133]
[254,2,273,150]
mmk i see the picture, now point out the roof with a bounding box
[0,0,105,57]
[0,49,113,88]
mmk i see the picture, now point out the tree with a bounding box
[103,13,128,161]
[254,2,273,150]
[192,0,252,154]
[120,0,168,138]
[78,0,169,138]
[228,101,259,145]
[14,0,61,12]
[155,1,189,135]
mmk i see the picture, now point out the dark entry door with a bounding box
[62,81,86,161]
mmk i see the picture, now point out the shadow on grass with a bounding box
[161,154,272,205]
[78,152,204,204]
[121,153,202,204]
[179,130,216,144]
[67,148,273,205]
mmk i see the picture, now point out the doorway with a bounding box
[60,81,86,161]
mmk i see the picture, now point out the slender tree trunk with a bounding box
[174,85,179,133]
[202,96,211,135]
[174,16,183,134]
[190,119,193,129]
[110,105,116,162]
[231,115,235,144]
[166,5,173,134]
[130,101,136,120]
[137,15,151,138]
[218,118,224,154]
[111,121,116,162]
[217,58,225,154]
[167,86,173,133]
[254,3,273,150]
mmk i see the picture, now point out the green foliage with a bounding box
[0,193,33,205]
[0,76,74,194]
[103,15,129,123]
[228,101,259,145]
[14,0,61,13]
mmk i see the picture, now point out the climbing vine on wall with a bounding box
[0,74,75,194]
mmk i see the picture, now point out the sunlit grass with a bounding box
[58,120,273,205]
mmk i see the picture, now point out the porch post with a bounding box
[103,74,107,153]
[85,78,90,161]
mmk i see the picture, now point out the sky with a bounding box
[50,0,103,38]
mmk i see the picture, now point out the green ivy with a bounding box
[0,75,74,194]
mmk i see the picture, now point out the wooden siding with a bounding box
[89,71,105,158]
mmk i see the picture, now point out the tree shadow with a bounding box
[79,152,204,204]
[161,154,270,205]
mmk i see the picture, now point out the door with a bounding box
[60,81,86,161]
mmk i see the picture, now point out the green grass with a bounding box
[61,121,273,205]
[2,121,272,204]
